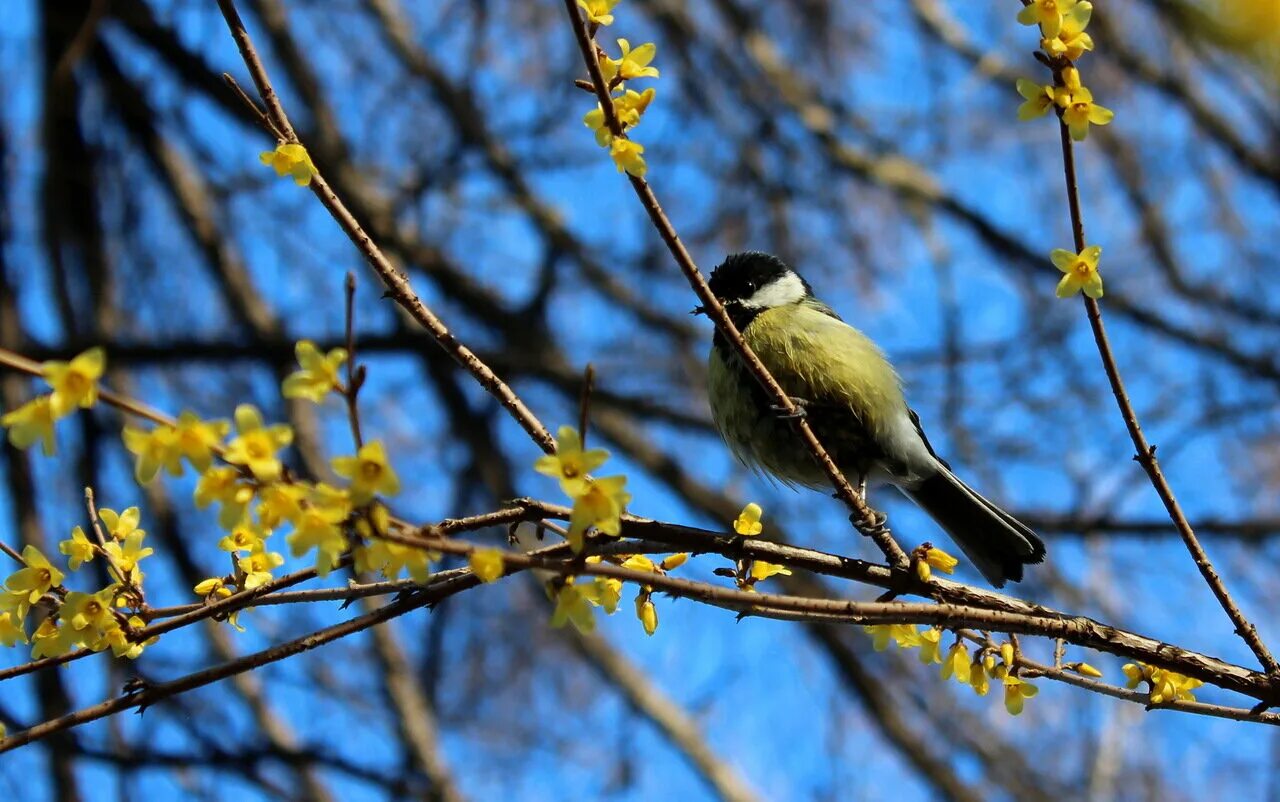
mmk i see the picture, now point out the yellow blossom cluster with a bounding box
[728,503,792,589]
[1,503,161,661]
[546,551,688,637]
[577,1,660,177]
[1013,3,1113,300]
[0,347,105,456]
[864,628,1059,716]
[535,425,631,552]
[1122,661,1203,704]
[911,543,959,582]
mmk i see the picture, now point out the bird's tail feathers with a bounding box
[903,468,1045,587]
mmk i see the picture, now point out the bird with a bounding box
[699,251,1044,587]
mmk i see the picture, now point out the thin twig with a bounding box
[342,271,364,449]
[1054,80,1279,677]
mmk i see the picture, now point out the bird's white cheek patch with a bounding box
[743,272,806,309]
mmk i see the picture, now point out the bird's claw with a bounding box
[769,397,809,420]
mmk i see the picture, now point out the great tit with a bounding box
[700,251,1044,586]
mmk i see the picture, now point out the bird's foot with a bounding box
[854,507,889,539]
[769,396,810,420]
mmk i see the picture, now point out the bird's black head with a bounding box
[702,252,810,314]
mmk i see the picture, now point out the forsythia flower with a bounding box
[576,0,620,26]
[918,627,944,664]
[659,553,688,571]
[1016,78,1056,120]
[224,404,293,482]
[194,577,232,598]
[1123,661,1202,703]
[195,466,256,529]
[1,395,57,456]
[30,618,78,659]
[970,656,991,696]
[260,142,317,186]
[469,548,506,583]
[122,424,179,483]
[584,88,657,147]
[636,594,658,636]
[593,576,623,614]
[103,531,154,581]
[748,560,791,583]
[355,509,438,584]
[172,412,229,474]
[1003,675,1039,715]
[42,347,104,418]
[941,642,972,684]
[733,502,764,536]
[600,39,660,84]
[62,586,117,636]
[332,440,400,505]
[1069,662,1103,678]
[566,475,631,551]
[1043,1,1094,61]
[257,483,308,529]
[534,425,609,497]
[1016,0,1077,39]
[286,504,349,577]
[5,545,65,605]
[1050,245,1104,299]
[99,507,143,541]
[238,550,284,590]
[59,526,96,571]
[1055,68,1113,141]
[219,523,268,555]
[864,624,923,652]
[0,611,26,646]
[550,580,597,634]
[281,341,347,403]
[609,139,646,177]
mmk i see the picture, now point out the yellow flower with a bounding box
[195,466,256,528]
[594,577,623,613]
[1069,662,1103,678]
[941,642,972,684]
[281,341,347,403]
[0,611,26,646]
[1016,0,1077,38]
[172,412,229,474]
[257,483,308,529]
[1016,78,1056,121]
[1125,661,1202,704]
[259,142,317,186]
[286,505,349,577]
[1,395,57,456]
[1043,2,1094,61]
[749,560,791,583]
[62,586,117,636]
[100,621,148,659]
[5,545,65,605]
[925,547,958,574]
[1003,675,1039,715]
[584,88,657,147]
[918,627,944,664]
[733,502,764,536]
[970,657,991,696]
[469,548,506,583]
[30,618,78,659]
[659,553,688,571]
[1055,68,1114,141]
[566,475,631,551]
[600,39,659,83]
[636,594,658,636]
[59,526,96,571]
[122,424,180,483]
[609,139,646,177]
[194,577,230,597]
[218,523,268,555]
[576,0,620,26]
[863,624,923,652]
[332,440,400,505]
[534,425,610,497]
[41,347,104,418]
[550,580,596,634]
[355,511,438,584]
[1121,662,1149,689]
[99,506,143,541]
[238,550,284,590]
[1050,245,1104,299]
[621,554,657,573]
[103,531,154,581]
[224,405,293,482]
